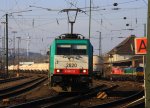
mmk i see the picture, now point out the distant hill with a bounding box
[20,52,42,57]
[8,50,48,64]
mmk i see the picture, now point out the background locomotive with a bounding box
[49,34,93,92]
[110,66,144,81]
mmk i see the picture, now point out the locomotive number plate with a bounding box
[66,63,77,67]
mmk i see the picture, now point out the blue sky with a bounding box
[0,0,148,55]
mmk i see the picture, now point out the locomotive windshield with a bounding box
[56,44,87,55]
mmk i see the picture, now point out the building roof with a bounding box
[108,35,135,55]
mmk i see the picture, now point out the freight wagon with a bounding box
[93,55,103,79]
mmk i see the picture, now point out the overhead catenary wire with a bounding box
[142,0,148,6]
[97,0,140,8]
[0,0,147,54]
[65,0,111,31]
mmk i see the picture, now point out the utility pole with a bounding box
[6,14,8,77]
[26,36,30,58]
[89,0,92,40]
[145,0,150,107]
[99,32,101,56]
[1,21,6,74]
[16,37,21,77]
[96,31,102,57]
[144,23,147,37]
[1,14,9,78]
[12,31,17,70]
[0,10,32,77]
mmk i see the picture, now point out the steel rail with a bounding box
[123,96,145,108]
[0,76,28,84]
[42,85,118,108]
[7,85,107,108]
[0,77,42,95]
[87,90,144,108]
[7,91,81,108]
[0,77,46,100]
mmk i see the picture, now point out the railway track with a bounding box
[7,84,118,108]
[0,76,28,84]
[1,78,142,108]
[0,77,43,97]
[19,70,48,75]
[124,96,145,108]
[0,77,46,107]
[86,90,144,108]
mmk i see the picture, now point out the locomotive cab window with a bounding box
[57,45,71,55]
[56,44,87,55]
[72,45,87,55]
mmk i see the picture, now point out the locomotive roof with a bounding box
[56,33,86,40]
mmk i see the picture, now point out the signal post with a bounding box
[145,0,150,107]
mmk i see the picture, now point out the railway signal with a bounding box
[134,37,147,55]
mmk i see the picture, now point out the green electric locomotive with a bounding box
[49,34,93,92]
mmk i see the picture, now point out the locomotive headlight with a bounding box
[83,70,86,73]
[56,69,60,73]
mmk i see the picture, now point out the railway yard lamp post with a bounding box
[16,37,21,77]
[0,38,2,70]
[89,0,92,40]
[12,31,17,71]
[96,31,102,57]
[26,36,30,59]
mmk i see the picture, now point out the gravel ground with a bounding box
[22,80,58,101]
[78,80,144,107]
[27,79,143,108]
